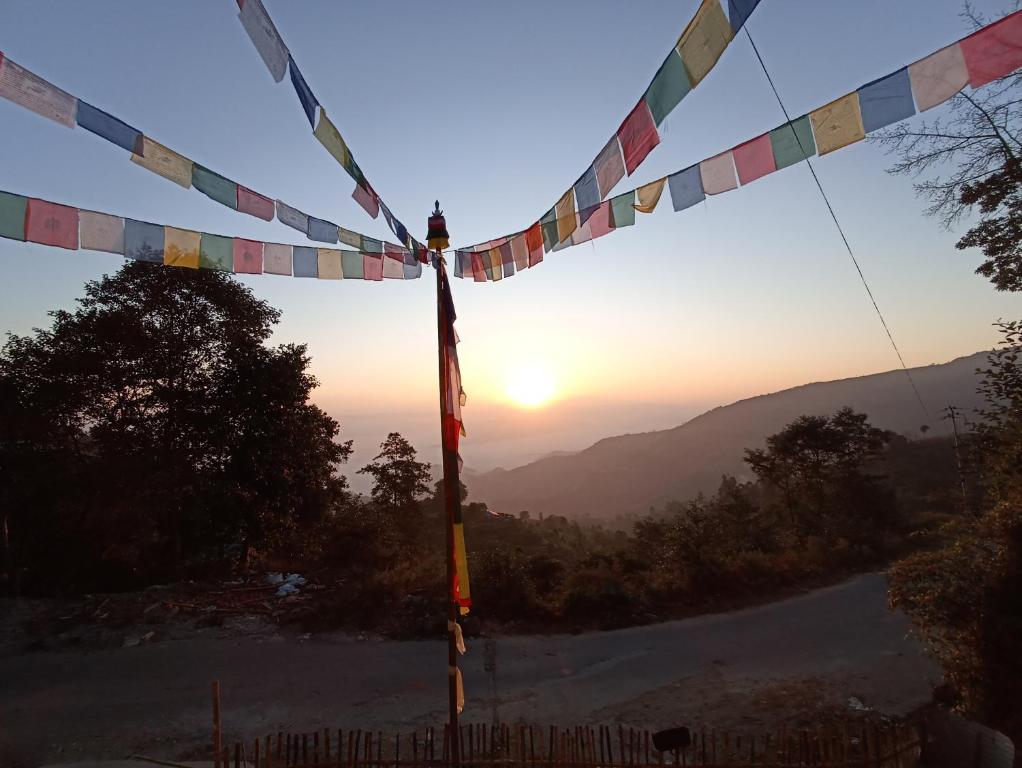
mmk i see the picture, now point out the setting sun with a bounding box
[506,366,556,408]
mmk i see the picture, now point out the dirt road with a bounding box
[0,573,940,766]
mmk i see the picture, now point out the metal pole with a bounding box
[434,249,461,768]
[943,405,971,516]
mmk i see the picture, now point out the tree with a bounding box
[0,261,350,593]
[359,432,431,514]
[875,5,1022,290]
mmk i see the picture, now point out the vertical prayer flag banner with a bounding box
[293,246,319,277]
[79,211,124,254]
[732,133,776,185]
[25,199,78,250]
[699,151,738,194]
[125,219,165,263]
[668,164,706,211]
[618,100,660,175]
[289,56,319,127]
[235,238,264,274]
[594,136,626,199]
[263,243,293,276]
[610,191,637,228]
[510,234,529,270]
[239,0,288,83]
[677,0,734,86]
[555,188,577,243]
[132,136,193,189]
[307,216,338,244]
[316,248,342,279]
[909,43,969,112]
[193,165,238,210]
[76,101,140,153]
[314,108,351,168]
[769,115,816,169]
[200,233,233,272]
[728,0,761,33]
[810,92,865,155]
[0,56,77,128]
[645,49,692,126]
[960,11,1022,88]
[275,199,309,233]
[0,192,27,241]
[341,250,364,279]
[857,68,916,133]
[352,182,380,219]
[574,166,601,224]
[633,178,667,213]
[237,186,275,221]
[164,226,201,269]
[363,252,384,281]
[526,222,544,266]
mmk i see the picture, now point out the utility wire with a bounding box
[744,28,933,424]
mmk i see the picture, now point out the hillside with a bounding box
[467,352,989,520]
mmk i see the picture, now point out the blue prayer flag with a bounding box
[858,68,916,134]
[293,246,318,277]
[403,260,422,279]
[728,0,760,32]
[124,219,164,263]
[307,216,338,243]
[288,55,319,128]
[76,101,141,153]
[668,165,705,212]
[574,166,601,225]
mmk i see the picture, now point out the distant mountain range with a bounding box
[466,352,990,521]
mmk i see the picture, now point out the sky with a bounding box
[1,0,1020,480]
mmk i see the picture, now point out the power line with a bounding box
[744,28,932,424]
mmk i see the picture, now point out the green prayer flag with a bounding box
[341,250,363,279]
[193,165,238,210]
[0,192,27,241]
[540,208,558,252]
[200,233,233,271]
[610,191,636,228]
[769,115,816,170]
[644,50,692,126]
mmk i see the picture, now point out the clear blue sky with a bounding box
[1,1,1019,475]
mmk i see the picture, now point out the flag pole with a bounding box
[429,202,461,768]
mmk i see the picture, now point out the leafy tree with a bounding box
[0,261,350,593]
[359,432,432,512]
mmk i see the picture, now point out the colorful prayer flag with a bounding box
[132,136,193,189]
[732,133,776,185]
[275,200,309,234]
[633,178,667,213]
[960,11,1022,87]
[79,211,124,254]
[487,248,503,282]
[677,0,734,86]
[574,166,601,224]
[0,192,28,241]
[383,254,405,279]
[263,242,293,275]
[314,108,351,168]
[125,219,164,263]
[316,248,342,279]
[192,165,238,210]
[237,186,274,221]
[858,68,915,133]
[25,199,78,250]
[0,56,77,128]
[239,0,288,83]
[589,201,614,240]
[235,238,264,274]
[164,226,201,269]
[526,222,544,266]
[363,252,384,281]
[292,246,318,277]
[76,101,140,153]
[499,242,515,277]
[594,136,626,199]
[645,49,692,126]
[510,234,529,270]
[200,233,233,272]
[609,191,636,228]
[909,43,969,112]
[338,227,362,249]
[727,0,760,32]
[288,55,318,127]
[352,182,380,219]
[403,259,422,279]
[617,100,660,175]
[454,250,467,279]
[307,216,338,244]
[569,215,592,246]
[341,250,364,279]
[769,115,816,169]
[555,188,577,243]
[471,252,487,281]
[810,92,865,155]
[540,208,559,253]
[668,164,705,211]
[699,151,738,194]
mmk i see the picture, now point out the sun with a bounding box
[506,366,556,408]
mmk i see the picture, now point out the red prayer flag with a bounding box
[352,182,380,219]
[589,201,613,240]
[237,186,274,221]
[384,242,404,261]
[233,238,263,274]
[617,100,660,175]
[961,11,1022,87]
[470,252,487,282]
[363,252,384,280]
[525,222,544,266]
[732,133,776,185]
[25,198,78,250]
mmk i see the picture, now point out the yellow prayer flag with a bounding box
[131,136,193,189]
[488,247,503,281]
[164,226,200,269]
[453,521,471,608]
[317,248,343,279]
[555,188,577,243]
[677,0,734,86]
[313,108,351,169]
[633,178,667,213]
[810,93,865,156]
